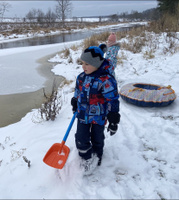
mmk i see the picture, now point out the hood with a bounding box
[95,59,115,78]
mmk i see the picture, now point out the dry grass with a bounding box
[95,31,110,42]
[117,51,127,66]
[80,20,178,66]
[118,17,179,56]
[143,50,155,59]
[39,81,62,121]
[163,34,179,55]
[59,47,70,58]
[70,44,80,51]
[83,35,100,49]
[121,36,146,53]
[61,79,74,86]
[82,31,110,49]
[150,14,179,33]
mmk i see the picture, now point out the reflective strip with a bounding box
[78,146,91,154]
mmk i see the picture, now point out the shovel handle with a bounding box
[59,140,65,153]
[62,111,77,142]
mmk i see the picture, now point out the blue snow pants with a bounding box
[75,120,105,160]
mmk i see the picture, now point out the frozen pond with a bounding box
[0,43,73,95]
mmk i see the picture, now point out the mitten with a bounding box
[71,97,78,113]
[107,112,120,124]
[107,112,120,136]
[107,123,118,136]
[107,32,117,47]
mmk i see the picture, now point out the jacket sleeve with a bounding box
[101,76,120,114]
[74,76,79,99]
[105,45,120,72]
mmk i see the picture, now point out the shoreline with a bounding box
[0,52,64,128]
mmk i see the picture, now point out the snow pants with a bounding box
[75,120,105,160]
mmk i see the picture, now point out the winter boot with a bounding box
[97,157,102,166]
[80,154,98,175]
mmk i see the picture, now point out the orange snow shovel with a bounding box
[43,112,77,169]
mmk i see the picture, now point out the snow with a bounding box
[0,41,81,94]
[0,29,179,199]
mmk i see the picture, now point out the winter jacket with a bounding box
[74,45,120,125]
[105,45,120,76]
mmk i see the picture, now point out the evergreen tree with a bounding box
[157,0,179,15]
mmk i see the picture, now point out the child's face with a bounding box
[82,61,97,75]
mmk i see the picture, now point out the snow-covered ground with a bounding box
[0,31,179,199]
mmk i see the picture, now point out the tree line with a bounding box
[0,0,71,25]
[25,0,71,24]
[157,0,179,15]
[1,0,179,23]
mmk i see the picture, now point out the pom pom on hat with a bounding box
[80,44,107,69]
[99,43,107,54]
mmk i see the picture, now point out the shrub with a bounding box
[39,80,62,121]
[121,36,145,54]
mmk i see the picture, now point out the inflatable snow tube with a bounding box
[119,83,176,107]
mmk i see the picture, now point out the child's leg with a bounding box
[75,120,92,160]
[91,124,105,159]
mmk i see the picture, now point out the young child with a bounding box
[71,33,120,174]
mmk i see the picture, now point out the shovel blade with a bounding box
[43,143,70,169]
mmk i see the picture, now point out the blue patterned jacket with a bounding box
[74,45,120,125]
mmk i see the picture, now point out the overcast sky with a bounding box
[5,1,158,18]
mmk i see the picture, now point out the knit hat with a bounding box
[80,44,107,68]
[107,32,117,47]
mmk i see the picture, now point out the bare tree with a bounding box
[26,8,38,22]
[0,2,11,21]
[45,8,56,24]
[109,14,119,22]
[55,0,72,26]
[37,9,45,23]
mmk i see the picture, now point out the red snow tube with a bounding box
[119,83,176,107]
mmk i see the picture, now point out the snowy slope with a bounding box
[0,32,179,199]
